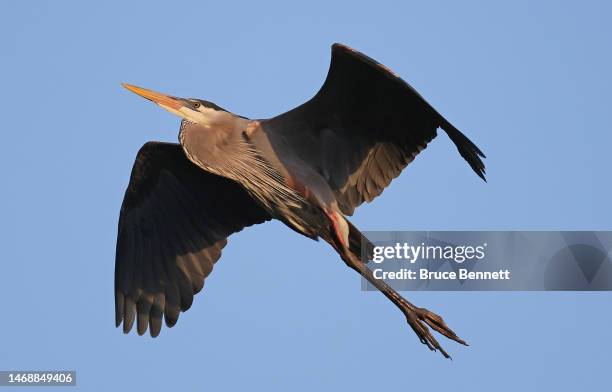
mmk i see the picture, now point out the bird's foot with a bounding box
[405,306,467,359]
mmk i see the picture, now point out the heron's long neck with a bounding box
[179,121,305,213]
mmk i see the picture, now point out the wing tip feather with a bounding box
[440,121,487,182]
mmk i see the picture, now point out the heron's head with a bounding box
[122,83,237,128]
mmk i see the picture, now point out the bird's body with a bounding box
[116,43,486,358]
[179,117,327,239]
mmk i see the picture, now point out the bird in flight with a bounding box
[116,43,486,358]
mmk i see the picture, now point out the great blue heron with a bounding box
[116,43,486,358]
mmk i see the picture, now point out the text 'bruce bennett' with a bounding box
[372,268,511,281]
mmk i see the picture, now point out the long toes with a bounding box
[406,314,451,359]
[406,317,431,348]
[418,308,468,346]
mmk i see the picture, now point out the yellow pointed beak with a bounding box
[122,83,184,110]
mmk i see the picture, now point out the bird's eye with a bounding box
[193,102,201,108]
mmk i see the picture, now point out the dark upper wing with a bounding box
[115,141,270,337]
[263,43,485,215]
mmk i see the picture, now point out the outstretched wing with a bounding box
[263,43,485,215]
[115,141,270,337]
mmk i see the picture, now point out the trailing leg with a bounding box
[326,212,467,358]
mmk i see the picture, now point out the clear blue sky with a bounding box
[1,1,611,390]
